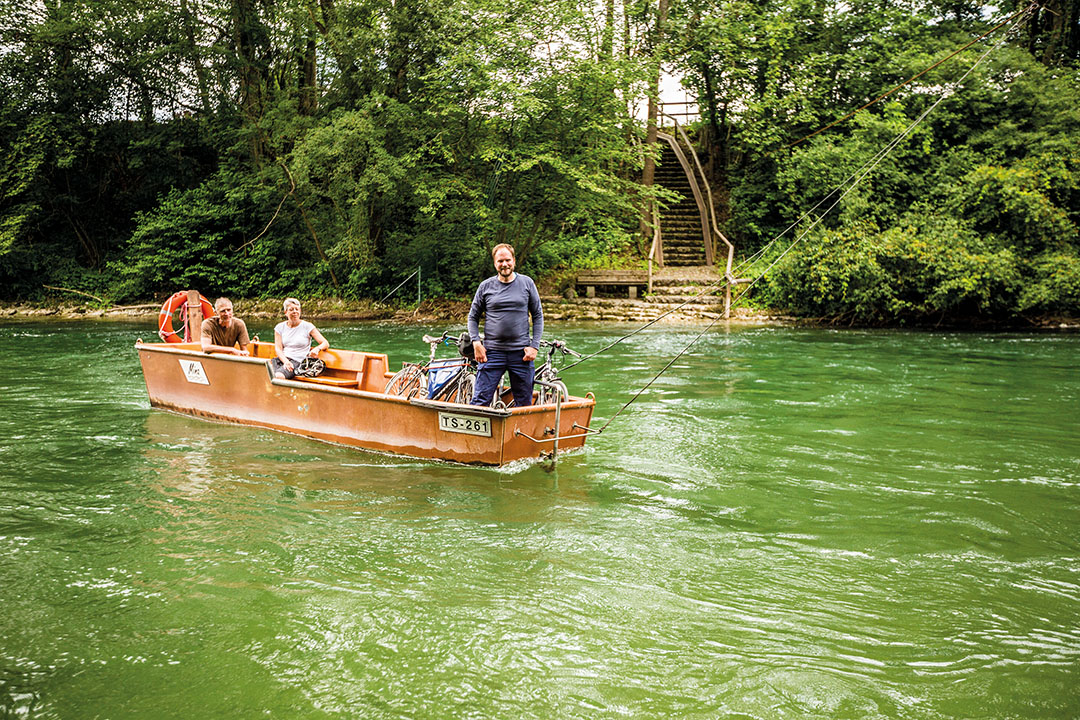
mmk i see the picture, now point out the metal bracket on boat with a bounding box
[408,396,512,417]
[515,383,603,465]
[514,429,596,444]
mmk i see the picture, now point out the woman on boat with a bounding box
[272,297,329,379]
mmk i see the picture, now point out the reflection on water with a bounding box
[1,320,1079,718]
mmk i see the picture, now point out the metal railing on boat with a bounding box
[513,387,601,463]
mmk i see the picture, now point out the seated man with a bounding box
[201,297,250,356]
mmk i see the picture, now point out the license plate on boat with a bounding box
[438,412,491,437]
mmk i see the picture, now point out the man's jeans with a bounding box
[470,348,534,407]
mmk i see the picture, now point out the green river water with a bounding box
[0,320,1078,719]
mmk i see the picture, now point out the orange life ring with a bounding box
[158,291,214,343]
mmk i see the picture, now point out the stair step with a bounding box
[653,145,715,268]
[651,276,721,286]
[645,292,723,302]
[650,285,723,296]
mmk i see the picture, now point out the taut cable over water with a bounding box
[562,4,1038,433]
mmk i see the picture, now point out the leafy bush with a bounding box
[764,223,892,323]
[766,216,1023,323]
[109,169,318,302]
[1018,250,1080,314]
[949,155,1079,254]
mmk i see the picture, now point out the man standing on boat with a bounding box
[468,243,543,407]
[201,297,250,356]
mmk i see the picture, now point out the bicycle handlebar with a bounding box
[540,339,580,357]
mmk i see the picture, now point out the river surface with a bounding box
[1,320,1078,719]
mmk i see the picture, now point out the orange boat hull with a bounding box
[135,341,595,466]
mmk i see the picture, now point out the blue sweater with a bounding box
[468,274,544,351]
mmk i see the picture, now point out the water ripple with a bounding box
[2,322,1079,718]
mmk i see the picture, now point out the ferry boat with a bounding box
[135,293,595,466]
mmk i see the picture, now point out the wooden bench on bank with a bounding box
[575,271,649,299]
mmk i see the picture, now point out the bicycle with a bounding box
[384,331,478,404]
[533,339,579,405]
[455,338,576,409]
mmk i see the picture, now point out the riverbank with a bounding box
[0,297,796,325]
[1,298,1075,329]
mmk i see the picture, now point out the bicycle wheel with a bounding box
[450,372,475,405]
[385,365,425,396]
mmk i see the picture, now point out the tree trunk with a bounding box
[387,0,414,100]
[1070,0,1080,62]
[299,33,317,115]
[1042,0,1066,65]
[179,0,211,115]
[232,0,267,160]
[640,0,670,253]
[602,0,615,60]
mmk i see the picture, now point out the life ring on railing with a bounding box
[158,291,214,343]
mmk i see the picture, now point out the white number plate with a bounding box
[438,412,491,437]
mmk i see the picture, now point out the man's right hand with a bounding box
[473,341,487,364]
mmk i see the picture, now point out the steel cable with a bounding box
[567,5,1035,428]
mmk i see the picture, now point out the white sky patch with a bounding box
[632,68,700,123]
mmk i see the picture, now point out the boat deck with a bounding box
[135,340,595,465]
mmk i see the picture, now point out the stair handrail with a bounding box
[647,202,661,292]
[659,111,735,282]
[655,130,712,266]
[656,110,743,317]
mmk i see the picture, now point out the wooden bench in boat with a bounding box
[299,375,358,388]
[249,342,390,392]
[575,270,649,299]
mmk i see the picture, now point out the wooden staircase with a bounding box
[654,141,708,267]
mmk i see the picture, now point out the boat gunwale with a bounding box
[135,339,596,412]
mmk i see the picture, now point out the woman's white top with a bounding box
[275,320,316,363]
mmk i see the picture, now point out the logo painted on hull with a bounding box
[179,359,210,385]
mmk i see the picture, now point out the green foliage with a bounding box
[1,0,1077,327]
[766,217,1023,323]
[765,224,890,322]
[112,180,243,302]
[0,116,47,257]
[947,153,1079,254]
[111,169,319,302]
[776,105,938,231]
[1018,250,1080,313]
